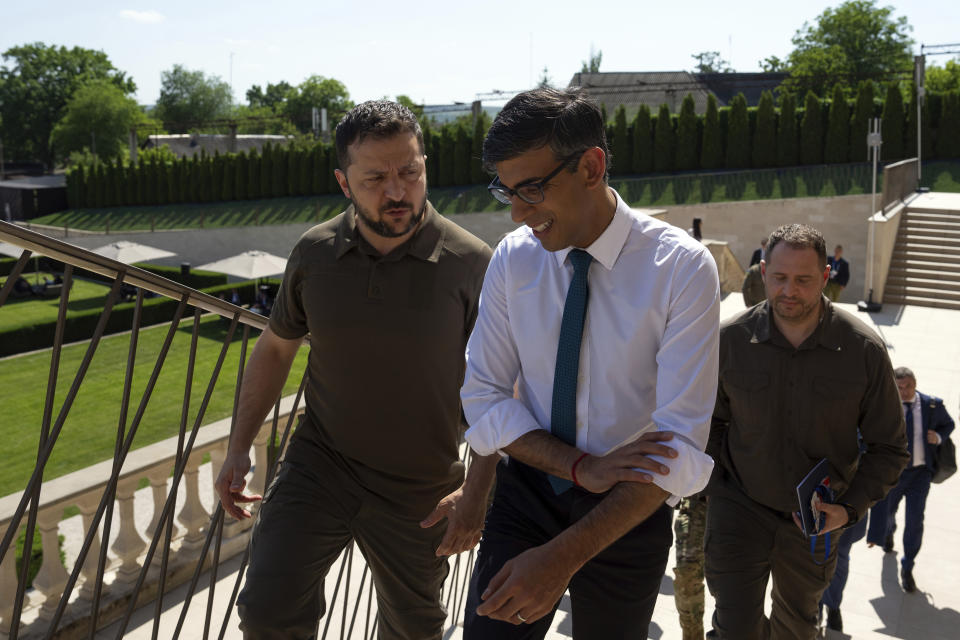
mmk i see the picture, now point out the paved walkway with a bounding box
[91,295,960,639]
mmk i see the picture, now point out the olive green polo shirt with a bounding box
[708,298,909,519]
[269,202,492,512]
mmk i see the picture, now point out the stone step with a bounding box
[882,294,960,311]
[888,259,960,274]
[904,206,960,217]
[893,241,960,256]
[885,275,960,290]
[886,267,960,283]
[903,210,960,222]
[897,233,960,246]
[900,224,960,239]
[883,284,960,302]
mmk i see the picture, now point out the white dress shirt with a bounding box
[905,394,926,467]
[462,189,720,502]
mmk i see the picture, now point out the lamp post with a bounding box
[858,118,883,313]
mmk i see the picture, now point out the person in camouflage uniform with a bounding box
[674,495,708,640]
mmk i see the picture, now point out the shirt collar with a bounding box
[552,187,630,271]
[749,295,844,352]
[334,201,445,262]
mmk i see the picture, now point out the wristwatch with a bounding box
[840,503,858,528]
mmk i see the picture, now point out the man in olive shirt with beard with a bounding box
[215,101,498,640]
[706,224,908,640]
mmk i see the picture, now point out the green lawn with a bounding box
[0,272,114,334]
[0,314,309,498]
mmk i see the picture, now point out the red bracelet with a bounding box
[571,453,590,487]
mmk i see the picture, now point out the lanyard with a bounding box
[809,531,832,565]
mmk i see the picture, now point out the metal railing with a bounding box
[0,220,476,639]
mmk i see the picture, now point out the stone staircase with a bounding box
[884,196,960,310]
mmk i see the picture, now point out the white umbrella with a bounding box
[197,250,288,280]
[1,241,45,285]
[91,241,176,264]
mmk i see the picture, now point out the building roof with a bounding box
[568,71,789,116]
[0,174,67,190]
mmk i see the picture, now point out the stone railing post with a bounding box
[0,527,20,637]
[177,455,209,553]
[32,507,69,622]
[110,477,147,584]
[74,493,108,600]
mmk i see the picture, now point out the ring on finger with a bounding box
[516,613,527,623]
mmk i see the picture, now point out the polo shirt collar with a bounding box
[333,201,445,262]
[552,187,630,271]
[750,295,843,351]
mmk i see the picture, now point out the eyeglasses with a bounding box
[487,152,583,205]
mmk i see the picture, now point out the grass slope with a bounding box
[0,315,308,498]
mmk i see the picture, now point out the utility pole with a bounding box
[915,55,925,183]
[859,118,883,313]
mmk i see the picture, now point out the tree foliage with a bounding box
[675,95,699,171]
[50,79,146,162]
[926,60,960,93]
[581,49,603,73]
[849,81,876,161]
[881,83,905,160]
[653,104,675,172]
[752,91,777,168]
[631,105,653,174]
[700,94,722,170]
[800,91,824,164]
[283,75,353,133]
[611,105,631,175]
[777,92,799,167]
[936,93,960,159]
[691,51,732,74]
[0,42,136,166]
[725,94,750,169]
[824,84,850,163]
[155,64,232,132]
[784,0,914,95]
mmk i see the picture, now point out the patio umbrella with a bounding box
[0,241,44,284]
[197,250,288,280]
[91,241,176,264]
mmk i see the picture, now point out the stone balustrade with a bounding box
[0,394,301,639]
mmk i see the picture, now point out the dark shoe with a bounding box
[705,630,719,639]
[826,607,843,631]
[883,533,895,553]
[902,568,917,593]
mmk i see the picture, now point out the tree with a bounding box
[247,148,261,199]
[675,95,699,171]
[631,105,653,173]
[454,124,472,185]
[537,67,553,89]
[653,104,675,172]
[611,105,632,175]
[691,51,732,74]
[881,83,905,160]
[438,126,455,186]
[760,56,786,72]
[0,43,136,167]
[700,95,722,170]
[926,59,960,93]
[283,75,353,133]
[849,81,876,161]
[800,91,824,164]
[752,91,777,168]
[726,93,750,169]
[784,0,914,95]
[50,80,145,162]
[581,48,603,73]
[470,115,488,184]
[777,92,799,167]
[155,64,232,132]
[936,93,960,159]
[395,95,425,120]
[824,84,850,163]
[246,81,295,110]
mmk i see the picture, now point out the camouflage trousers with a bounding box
[674,496,707,640]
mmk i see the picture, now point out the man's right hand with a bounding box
[215,452,262,520]
[575,431,677,494]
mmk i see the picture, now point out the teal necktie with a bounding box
[549,249,592,493]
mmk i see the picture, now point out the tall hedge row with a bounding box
[67,85,960,209]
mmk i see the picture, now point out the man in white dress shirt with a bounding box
[459,87,721,639]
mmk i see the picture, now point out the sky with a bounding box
[3,0,959,108]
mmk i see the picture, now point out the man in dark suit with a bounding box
[749,238,767,266]
[824,244,850,301]
[867,367,955,592]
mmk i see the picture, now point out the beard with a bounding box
[353,192,428,239]
[772,294,821,323]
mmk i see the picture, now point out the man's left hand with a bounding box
[927,431,941,445]
[475,544,574,625]
[792,502,848,535]
[421,485,486,556]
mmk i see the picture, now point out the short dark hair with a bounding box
[894,366,916,381]
[482,87,610,179]
[335,100,424,170]
[766,224,827,268]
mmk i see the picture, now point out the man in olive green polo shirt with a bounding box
[706,223,908,640]
[214,100,498,640]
